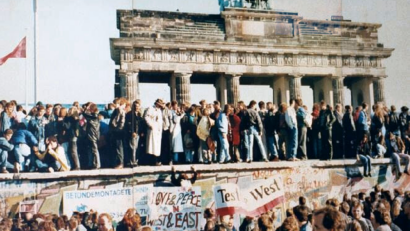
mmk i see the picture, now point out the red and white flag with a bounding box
[0,37,26,66]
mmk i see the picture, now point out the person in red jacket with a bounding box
[229,106,242,163]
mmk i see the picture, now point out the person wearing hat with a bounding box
[144,99,165,166]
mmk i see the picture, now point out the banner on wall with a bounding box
[146,186,202,231]
[133,184,153,218]
[214,176,285,217]
[63,187,134,221]
[213,183,246,216]
[243,175,285,216]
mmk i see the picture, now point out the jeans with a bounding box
[0,151,14,169]
[358,154,372,175]
[374,144,386,157]
[286,126,298,159]
[173,152,180,163]
[244,126,267,161]
[391,152,410,174]
[218,133,231,163]
[266,135,278,159]
[185,150,194,163]
[14,145,33,172]
[35,157,60,172]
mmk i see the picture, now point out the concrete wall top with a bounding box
[1,158,392,182]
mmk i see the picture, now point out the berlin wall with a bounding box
[0,159,409,230]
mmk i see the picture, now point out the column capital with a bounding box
[289,73,304,79]
[224,73,242,78]
[173,72,193,78]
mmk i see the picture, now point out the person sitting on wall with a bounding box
[0,129,15,173]
[356,134,373,177]
[387,132,410,179]
[171,165,197,189]
[33,136,69,173]
[11,122,39,173]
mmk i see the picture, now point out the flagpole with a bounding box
[25,28,28,110]
[33,0,38,104]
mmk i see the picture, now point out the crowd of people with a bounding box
[1,185,409,231]
[0,98,410,174]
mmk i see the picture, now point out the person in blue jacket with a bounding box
[12,123,39,173]
[0,129,15,173]
[216,104,231,164]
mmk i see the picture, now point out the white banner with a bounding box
[146,186,202,231]
[63,188,133,221]
[243,175,285,216]
[213,183,245,216]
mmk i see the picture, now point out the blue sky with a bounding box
[0,0,408,108]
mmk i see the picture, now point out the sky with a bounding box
[0,0,409,108]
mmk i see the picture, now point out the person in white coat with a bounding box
[144,99,165,166]
[169,101,184,164]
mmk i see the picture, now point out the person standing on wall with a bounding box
[124,100,145,167]
[242,100,268,163]
[296,98,307,160]
[264,102,279,161]
[285,99,298,161]
[332,104,344,159]
[109,98,127,169]
[343,105,356,159]
[318,102,335,160]
[144,99,165,166]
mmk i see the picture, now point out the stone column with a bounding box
[373,76,386,103]
[332,76,345,106]
[215,74,227,106]
[173,72,192,104]
[225,73,241,106]
[119,71,140,102]
[289,74,303,99]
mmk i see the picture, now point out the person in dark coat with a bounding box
[388,105,401,137]
[332,104,344,159]
[264,102,279,161]
[343,105,356,159]
[124,100,145,167]
[83,103,101,169]
[319,102,336,160]
[109,98,127,169]
[64,107,81,170]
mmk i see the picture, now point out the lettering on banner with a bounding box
[148,187,202,231]
[213,183,244,216]
[64,187,137,222]
[133,185,153,217]
[243,176,285,216]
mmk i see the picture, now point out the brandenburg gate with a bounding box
[110,7,393,107]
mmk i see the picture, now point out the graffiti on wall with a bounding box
[0,164,409,229]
